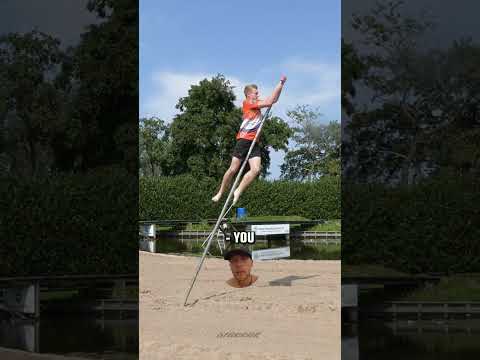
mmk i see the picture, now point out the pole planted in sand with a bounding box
[184,107,272,306]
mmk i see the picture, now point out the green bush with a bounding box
[155,238,187,253]
[342,175,480,273]
[187,243,222,257]
[190,243,204,253]
[0,167,138,276]
[139,175,340,220]
[207,245,223,257]
[292,244,341,260]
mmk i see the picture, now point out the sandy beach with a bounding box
[140,252,340,360]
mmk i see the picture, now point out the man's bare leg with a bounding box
[212,157,241,202]
[233,156,261,204]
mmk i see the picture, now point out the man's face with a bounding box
[247,89,259,101]
[229,254,253,281]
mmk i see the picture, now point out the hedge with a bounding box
[0,167,138,276]
[342,175,480,274]
[139,175,340,220]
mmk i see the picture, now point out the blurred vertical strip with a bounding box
[342,0,480,358]
[0,0,138,357]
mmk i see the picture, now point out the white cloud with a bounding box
[140,71,247,121]
[140,58,340,124]
[140,59,340,179]
[141,71,207,120]
[270,58,341,122]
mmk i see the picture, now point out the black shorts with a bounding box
[232,139,261,161]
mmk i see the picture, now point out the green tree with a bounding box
[0,30,65,176]
[281,105,340,180]
[341,38,365,116]
[0,1,138,175]
[139,117,170,177]
[168,74,291,178]
[69,0,138,173]
[344,0,480,184]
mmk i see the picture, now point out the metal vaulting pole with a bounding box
[184,106,272,306]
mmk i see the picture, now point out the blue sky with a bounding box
[140,0,341,179]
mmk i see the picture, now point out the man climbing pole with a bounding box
[212,75,287,205]
[185,76,286,306]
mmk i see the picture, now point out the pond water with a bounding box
[343,319,480,359]
[0,316,138,359]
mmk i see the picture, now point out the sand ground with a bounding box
[140,252,340,360]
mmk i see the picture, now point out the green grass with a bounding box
[184,222,212,231]
[233,215,309,222]
[342,264,410,278]
[155,238,188,252]
[41,290,79,301]
[164,216,340,230]
[41,288,138,301]
[404,275,480,301]
[307,219,341,232]
[112,286,139,299]
[156,226,173,231]
[291,243,340,260]
[183,216,312,231]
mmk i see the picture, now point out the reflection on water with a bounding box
[0,316,138,359]
[343,320,480,359]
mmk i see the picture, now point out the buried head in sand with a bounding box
[223,247,258,288]
[140,252,341,359]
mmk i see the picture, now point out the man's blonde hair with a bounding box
[244,84,258,97]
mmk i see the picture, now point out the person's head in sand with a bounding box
[224,248,258,288]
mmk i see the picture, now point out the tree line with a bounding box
[139,75,340,181]
[342,0,480,185]
[0,0,138,177]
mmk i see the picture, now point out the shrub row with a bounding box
[139,175,340,220]
[0,167,138,276]
[342,176,480,273]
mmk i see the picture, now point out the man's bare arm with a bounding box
[257,76,287,108]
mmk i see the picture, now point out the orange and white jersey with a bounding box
[236,100,262,141]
